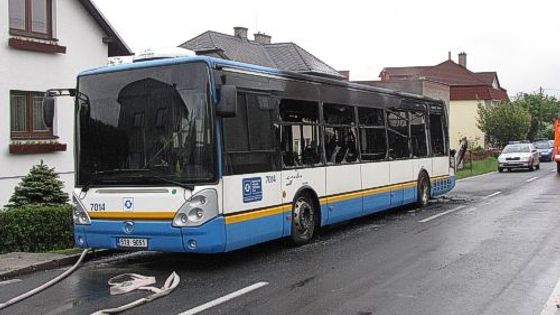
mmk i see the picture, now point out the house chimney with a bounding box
[234,27,248,39]
[458,52,467,68]
[448,51,451,60]
[338,70,350,81]
[253,32,271,44]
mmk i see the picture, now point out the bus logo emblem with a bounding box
[123,221,135,234]
[123,197,134,211]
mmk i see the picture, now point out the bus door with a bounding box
[221,92,283,251]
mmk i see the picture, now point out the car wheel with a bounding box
[507,168,511,172]
[291,193,317,245]
[498,167,503,173]
[528,163,534,171]
[536,163,540,170]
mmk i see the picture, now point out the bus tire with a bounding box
[417,173,431,207]
[291,193,317,245]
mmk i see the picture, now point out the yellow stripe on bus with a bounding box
[88,211,176,220]
[224,205,288,224]
[225,178,438,224]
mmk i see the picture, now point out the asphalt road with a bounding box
[2,163,560,315]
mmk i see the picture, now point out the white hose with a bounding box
[91,271,181,315]
[0,248,92,310]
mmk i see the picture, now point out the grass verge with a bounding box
[456,157,497,179]
[49,248,82,255]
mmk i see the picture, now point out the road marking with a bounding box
[176,282,269,315]
[526,176,539,183]
[0,279,22,287]
[540,276,560,315]
[483,191,502,199]
[456,171,497,182]
[419,205,467,223]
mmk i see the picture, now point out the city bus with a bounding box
[59,56,455,253]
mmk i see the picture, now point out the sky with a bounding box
[93,0,560,98]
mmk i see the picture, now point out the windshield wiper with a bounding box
[81,169,150,193]
[151,175,194,191]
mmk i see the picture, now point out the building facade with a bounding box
[0,0,131,206]
[362,53,508,149]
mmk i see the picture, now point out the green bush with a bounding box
[6,160,69,208]
[0,204,74,254]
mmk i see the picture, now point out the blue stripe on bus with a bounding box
[76,176,456,253]
[225,211,284,252]
[327,197,364,224]
[78,56,287,78]
[363,191,392,215]
[77,220,185,252]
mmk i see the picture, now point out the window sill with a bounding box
[8,37,66,54]
[9,143,67,154]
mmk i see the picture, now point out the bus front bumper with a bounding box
[74,216,227,253]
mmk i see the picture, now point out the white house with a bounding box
[1,0,132,206]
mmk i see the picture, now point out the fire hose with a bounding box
[0,249,180,314]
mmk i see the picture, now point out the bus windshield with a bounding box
[76,62,215,187]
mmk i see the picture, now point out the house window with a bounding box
[10,91,53,139]
[9,0,53,39]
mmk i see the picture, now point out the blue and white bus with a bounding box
[66,56,455,253]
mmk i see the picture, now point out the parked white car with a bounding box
[498,143,540,172]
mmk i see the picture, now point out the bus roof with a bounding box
[79,56,445,104]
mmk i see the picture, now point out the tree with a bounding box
[477,101,531,148]
[511,92,560,140]
[6,160,69,208]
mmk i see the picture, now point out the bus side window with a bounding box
[386,110,410,159]
[279,99,322,168]
[222,93,278,175]
[323,103,358,164]
[410,111,428,158]
[429,114,445,156]
[358,107,387,161]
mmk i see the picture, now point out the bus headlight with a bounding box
[173,189,218,227]
[72,195,91,225]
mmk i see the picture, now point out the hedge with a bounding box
[0,204,74,254]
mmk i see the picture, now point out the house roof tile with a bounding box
[180,31,343,78]
[379,59,508,101]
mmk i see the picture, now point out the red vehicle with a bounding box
[555,118,560,173]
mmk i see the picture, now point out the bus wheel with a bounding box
[291,193,316,245]
[417,173,431,207]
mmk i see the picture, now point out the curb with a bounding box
[0,249,120,281]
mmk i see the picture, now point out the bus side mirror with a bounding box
[217,85,237,117]
[42,96,55,128]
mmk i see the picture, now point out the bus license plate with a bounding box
[118,238,148,248]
